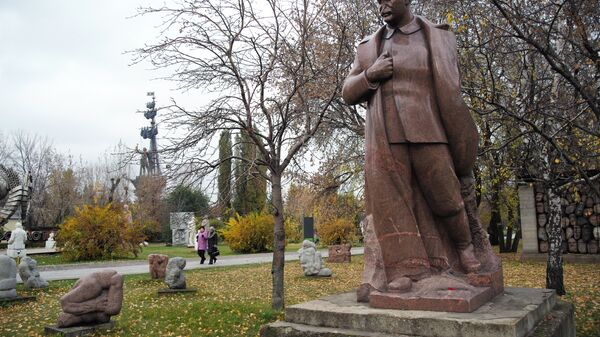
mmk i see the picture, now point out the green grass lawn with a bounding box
[33,242,308,266]
[0,253,598,337]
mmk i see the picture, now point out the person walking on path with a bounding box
[196,226,208,264]
[207,226,219,265]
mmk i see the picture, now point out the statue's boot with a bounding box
[458,244,481,273]
[357,283,375,302]
[442,210,481,274]
[387,276,412,293]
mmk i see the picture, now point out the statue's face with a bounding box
[378,0,409,28]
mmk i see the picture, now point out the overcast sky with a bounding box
[0,0,198,163]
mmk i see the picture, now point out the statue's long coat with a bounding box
[343,16,479,285]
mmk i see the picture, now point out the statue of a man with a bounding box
[343,0,485,298]
[135,145,150,176]
[7,221,27,258]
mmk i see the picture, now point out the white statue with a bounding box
[45,231,56,249]
[298,240,332,277]
[187,218,197,248]
[7,221,27,258]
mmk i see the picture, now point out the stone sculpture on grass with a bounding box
[148,254,169,279]
[0,255,17,299]
[165,257,187,289]
[298,240,332,277]
[18,256,48,289]
[57,270,124,328]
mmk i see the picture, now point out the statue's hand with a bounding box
[366,51,393,83]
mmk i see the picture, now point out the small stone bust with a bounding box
[165,257,186,289]
[298,240,332,277]
[18,256,48,289]
[0,255,17,299]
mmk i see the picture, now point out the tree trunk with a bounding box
[511,228,521,252]
[546,186,565,295]
[488,182,502,246]
[271,173,286,310]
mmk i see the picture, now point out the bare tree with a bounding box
[134,0,349,309]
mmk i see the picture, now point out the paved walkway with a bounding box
[27,247,364,282]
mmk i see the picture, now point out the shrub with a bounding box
[221,212,273,253]
[317,217,357,246]
[56,203,146,261]
[284,217,303,243]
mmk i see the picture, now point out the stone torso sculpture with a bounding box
[0,255,17,299]
[165,257,186,289]
[343,0,501,310]
[18,256,48,289]
[148,254,169,279]
[298,240,332,277]
[57,270,124,328]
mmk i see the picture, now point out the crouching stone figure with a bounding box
[18,256,48,289]
[298,240,332,277]
[57,270,124,328]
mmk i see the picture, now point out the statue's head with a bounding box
[302,239,316,250]
[377,0,412,28]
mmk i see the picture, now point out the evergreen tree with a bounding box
[233,131,266,215]
[166,184,209,214]
[217,130,233,220]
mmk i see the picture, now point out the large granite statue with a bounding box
[18,256,48,289]
[165,257,186,289]
[298,240,332,277]
[343,0,501,311]
[7,221,28,258]
[0,255,17,299]
[57,270,124,328]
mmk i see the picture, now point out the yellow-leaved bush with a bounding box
[56,203,146,261]
[222,212,273,253]
[317,217,357,245]
[222,212,303,253]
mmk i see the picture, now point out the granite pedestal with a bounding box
[157,288,197,295]
[44,320,116,337]
[260,288,575,337]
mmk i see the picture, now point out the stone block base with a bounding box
[369,269,504,313]
[44,320,116,337]
[157,288,197,295]
[0,295,36,304]
[260,288,575,337]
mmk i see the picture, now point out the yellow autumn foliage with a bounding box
[317,217,357,245]
[56,203,145,261]
[222,212,303,253]
[222,212,274,253]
